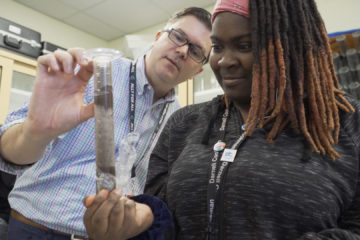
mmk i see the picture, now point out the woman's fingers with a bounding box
[83,190,109,226]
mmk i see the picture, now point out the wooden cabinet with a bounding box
[0,49,218,123]
[178,64,222,107]
[0,49,37,123]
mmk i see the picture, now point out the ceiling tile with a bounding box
[14,0,215,41]
[14,0,78,19]
[85,0,170,33]
[60,0,105,10]
[63,12,125,41]
[151,0,215,14]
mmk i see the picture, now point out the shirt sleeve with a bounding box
[0,102,30,175]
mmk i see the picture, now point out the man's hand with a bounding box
[25,47,95,141]
[84,189,154,240]
[0,48,95,165]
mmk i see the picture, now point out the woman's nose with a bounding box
[218,50,237,67]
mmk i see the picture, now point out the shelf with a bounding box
[10,88,32,97]
[194,87,223,104]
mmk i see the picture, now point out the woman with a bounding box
[84,0,360,239]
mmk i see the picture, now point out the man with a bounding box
[0,7,212,239]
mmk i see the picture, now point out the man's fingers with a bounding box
[67,48,93,82]
[76,64,94,83]
[80,102,95,123]
[54,50,75,74]
[67,47,86,65]
[37,54,60,73]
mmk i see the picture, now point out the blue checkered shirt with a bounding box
[0,55,181,237]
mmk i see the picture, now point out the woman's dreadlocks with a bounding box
[244,0,354,160]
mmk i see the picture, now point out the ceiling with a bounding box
[14,0,215,41]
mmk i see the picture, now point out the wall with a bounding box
[0,0,107,49]
[110,1,360,59]
[316,0,360,34]
[1,1,359,56]
[109,23,164,59]
[109,5,213,59]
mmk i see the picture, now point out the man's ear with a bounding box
[188,67,204,80]
[154,31,162,41]
[194,67,204,76]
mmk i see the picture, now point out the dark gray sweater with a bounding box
[145,96,360,240]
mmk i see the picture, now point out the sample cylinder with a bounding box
[93,57,116,192]
[83,48,121,193]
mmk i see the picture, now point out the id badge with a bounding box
[220,149,237,162]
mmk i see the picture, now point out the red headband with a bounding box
[211,0,250,23]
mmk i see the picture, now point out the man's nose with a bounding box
[175,44,189,59]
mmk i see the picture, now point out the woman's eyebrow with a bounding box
[211,33,251,42]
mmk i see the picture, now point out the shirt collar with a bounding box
[135,54,148,96]
[135,54,176,103]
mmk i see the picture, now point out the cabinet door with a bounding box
[0,51,36,123]
[8,70,35,113]
[176,79,193,107]
[193,64,223,105]
[0,56,14,123]
[176,65,223,107]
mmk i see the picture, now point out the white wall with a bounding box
[316,0,360,33]
[0,1,358,56]
[109,23,164,59]
[111,2,360,59]
[0,0,107,49]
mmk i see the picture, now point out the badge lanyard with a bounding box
[206,107,247,239]
[128,62,170,178]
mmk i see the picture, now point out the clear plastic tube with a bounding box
[115,132,139,189]
[349,82,360,100]
[332,52,342,71]
[355,64,360,83]
[83,48,122,192]
[352,31,360,51]
[336,35,347,56]
[346,49,359,71]
[338,66,351,91]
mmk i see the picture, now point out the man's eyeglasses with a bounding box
[163,28,208,64]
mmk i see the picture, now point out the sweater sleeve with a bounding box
[296,182,360,239]
[297,97,360,239]
[129,195,173,240]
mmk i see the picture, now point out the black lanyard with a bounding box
[128,62,170,177]
[206,108,247,240]
[129,62,137,132]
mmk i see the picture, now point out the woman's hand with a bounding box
[83,189,154,240]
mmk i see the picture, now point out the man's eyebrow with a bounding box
[177,28,206,53]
